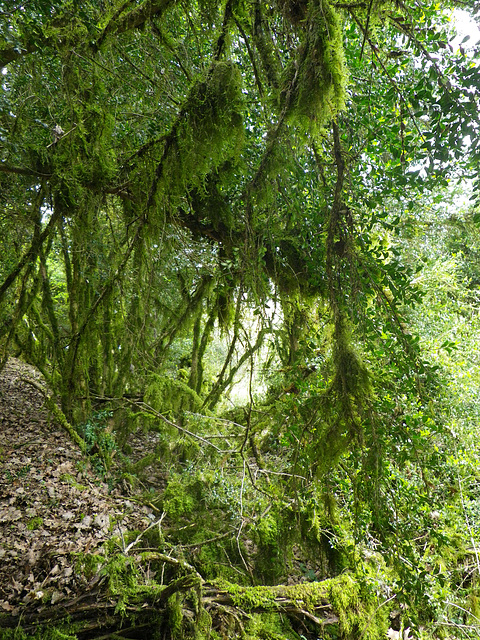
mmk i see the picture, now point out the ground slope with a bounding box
[0,358,152,614]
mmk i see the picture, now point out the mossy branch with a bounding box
[0,570,390,639]
[0,190,59,307]
[95,0,175,50]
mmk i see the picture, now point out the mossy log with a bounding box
[0,571,388,640]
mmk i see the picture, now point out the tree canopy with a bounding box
[2,1,480,639]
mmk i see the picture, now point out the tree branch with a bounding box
[95,0,175,50]
[0,193,59,306]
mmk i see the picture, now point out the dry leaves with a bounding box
[0,358,153,613]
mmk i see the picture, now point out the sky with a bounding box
[452,9,480,51]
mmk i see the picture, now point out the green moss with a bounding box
[167,593,183,639]
[245,612,302,639]
[256,514,279,547]
[329,573,360,634]
[26,517,43,531]
[162,474,196,519]
[98,554,143,615]
[216,579,330,612]
[332,328,371,401]
[282,0,347,128]
[74,552,104,581]
[152,60,244,214]
[215,574,389,640]
[145,374,202,418]
[60,473,87,491]
[196,607,213,639]
[328,573,389,640]
[289,581,330,611]
[230,584,279,611]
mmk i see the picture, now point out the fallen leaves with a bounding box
[0,358,153,610]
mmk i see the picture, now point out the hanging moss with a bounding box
[252,2,282,89]
[156,60,245,212]
[276,0,309,25]
[188,171,235,232]
[216,288,235,330]
[70,108,116,190]
[198,0,222,27]
[319,320,372,454]
[332,325,371,401]
[281,0,347,128]
[145,374,203,417]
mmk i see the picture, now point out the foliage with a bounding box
[1,0,480,638]
[75,409,116,478]
[145,375,203,418]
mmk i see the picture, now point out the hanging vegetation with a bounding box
[1,0,480,637]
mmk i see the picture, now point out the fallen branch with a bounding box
[0,568,388,640]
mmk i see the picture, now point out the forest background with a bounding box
[1,0,480,638]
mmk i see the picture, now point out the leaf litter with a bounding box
[0,358,154,613]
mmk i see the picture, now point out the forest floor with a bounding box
[0,358,153,615]
[0,359,407,640]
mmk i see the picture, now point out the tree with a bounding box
[1,1,480,638]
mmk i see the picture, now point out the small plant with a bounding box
[76,410,116,480]
[4,464,31,483]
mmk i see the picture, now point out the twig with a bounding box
[138,551,203,583]
[257,469,307,481]
[444,601,480,625]
[186,412,246,431]
[124,397,232,453]
[236,459,251,577]
[123,512,166,555]
[46,124,77,148]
